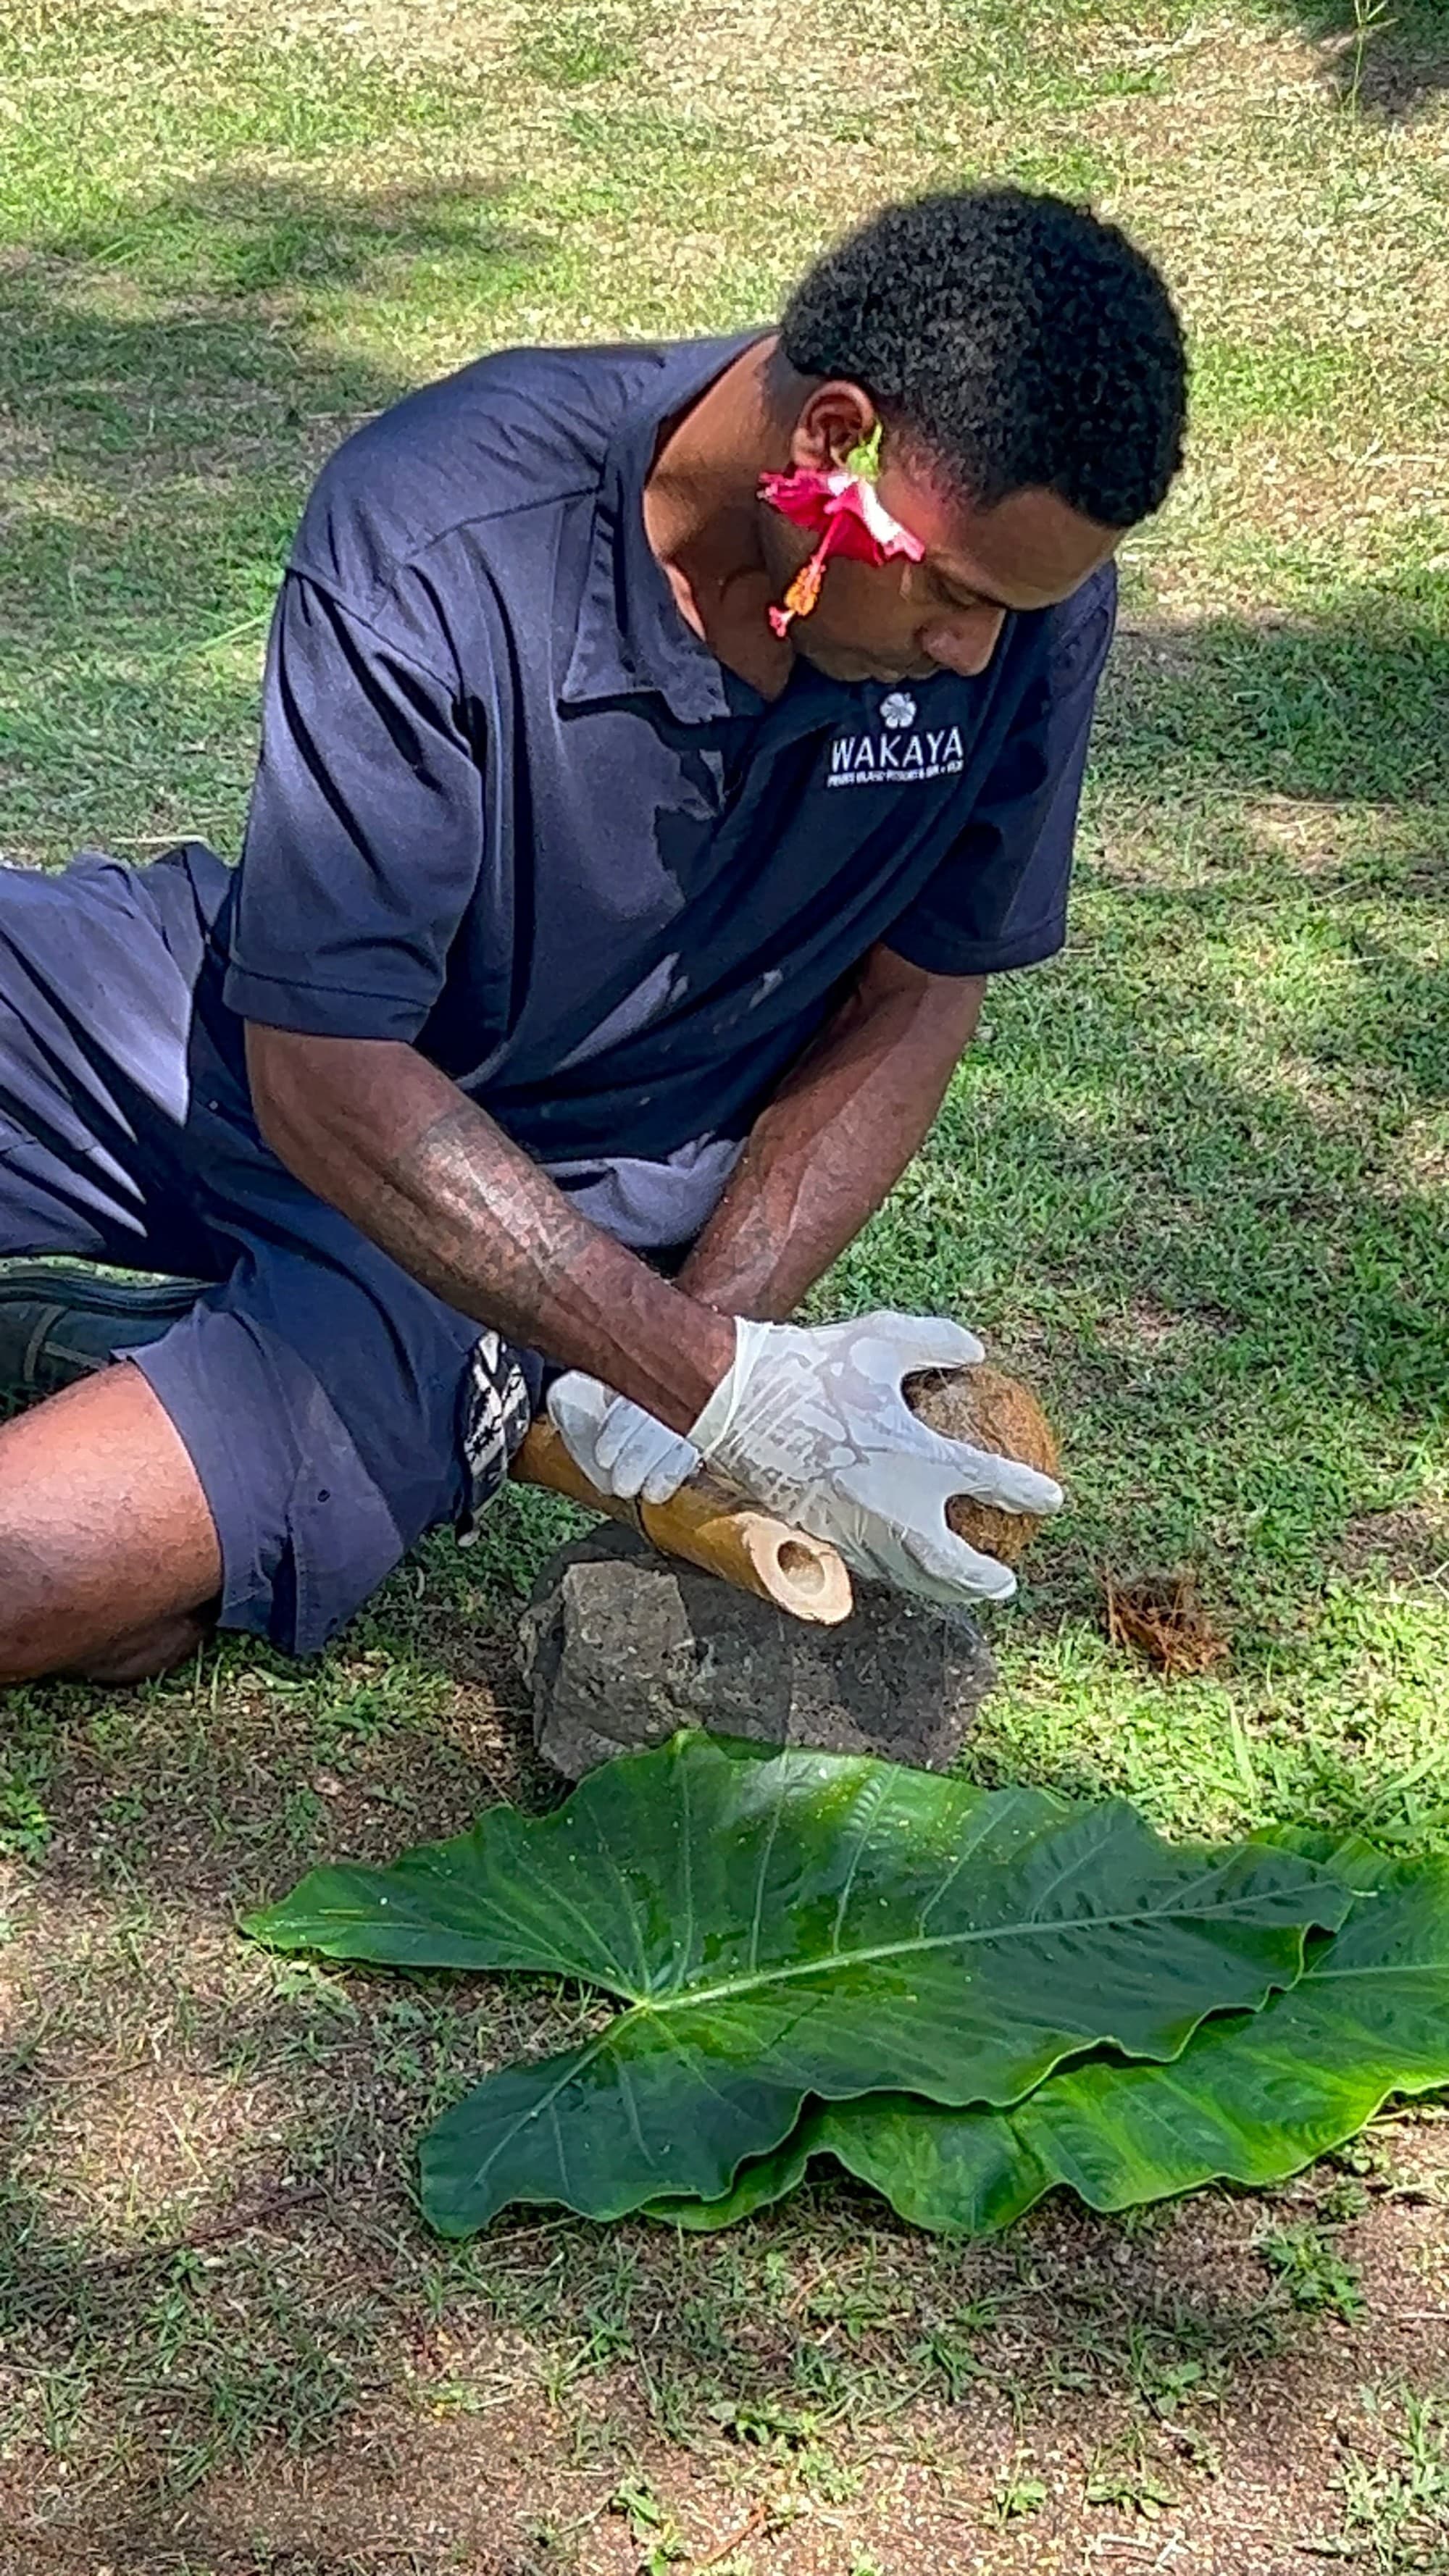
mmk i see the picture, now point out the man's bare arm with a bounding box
[245,1026,734,1431]
[677,945,985,1321]
[246,948,977,1426]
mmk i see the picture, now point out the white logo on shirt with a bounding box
[880,690,916,729]
[825,716,966,790]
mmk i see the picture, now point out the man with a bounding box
[0,187,1186,1686]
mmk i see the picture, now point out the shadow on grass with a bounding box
[34,169,545,308]
[0,2084,1345,2563]
[1,167,549,503]
[1104,596,1448,808]
[1276,0,1449,118]
[0,168,555,856]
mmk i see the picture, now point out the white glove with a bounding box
[547,1371,701,1507]
[688,1310,1062,1607]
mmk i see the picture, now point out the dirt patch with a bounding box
[6,2144,1445,2573]
[156,0,532,72]
[1338,1501,1449,1582]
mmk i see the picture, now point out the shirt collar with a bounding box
[561,333,767,725]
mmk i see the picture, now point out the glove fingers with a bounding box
[592,1414,638,1489]
[867,1313,985,1377]
[922,1435,1063,1518]
[548,1375,698,1504]
[547,1371,611,1450]
[638,1439,701,1507]
[601,1409,697,1502]
[992,1458,1064,1516]
[903,1521,1018,1605]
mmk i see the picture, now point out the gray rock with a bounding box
[521,1523,995,1781]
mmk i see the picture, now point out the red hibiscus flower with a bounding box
[759,454,925,637]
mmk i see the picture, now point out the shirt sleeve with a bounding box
[883,563,1116,978]
[222,569,486,1040]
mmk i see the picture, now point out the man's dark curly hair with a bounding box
[780,188,1187,527]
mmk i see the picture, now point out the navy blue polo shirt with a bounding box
[221,335,1115,1163]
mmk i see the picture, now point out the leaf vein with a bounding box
[661,1889,1325,2012]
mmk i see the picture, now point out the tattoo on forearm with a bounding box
[342,1098,731,1422]
[383,1103,608,1342]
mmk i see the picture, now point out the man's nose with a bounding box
[920,606,1006,677]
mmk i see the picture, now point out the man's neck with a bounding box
[642,334,798,699]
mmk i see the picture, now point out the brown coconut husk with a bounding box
[903,1364,1061,1568]
[1103,1571,1227,1677]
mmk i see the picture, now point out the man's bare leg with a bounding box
[0,1363,222,1686]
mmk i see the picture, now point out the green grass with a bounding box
[1323,2386,1449,2572]
[1,0,1448,2566]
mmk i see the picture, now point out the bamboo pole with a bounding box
[513,1419,853,1626]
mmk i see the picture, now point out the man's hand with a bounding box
[688,1310,1063,1607]
[548,1372,701,1505]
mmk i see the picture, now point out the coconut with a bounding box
[903,1364,1060,1568]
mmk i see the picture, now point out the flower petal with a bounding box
[759,465,925,631]
[845,477,926,560]
[757,467,835,534]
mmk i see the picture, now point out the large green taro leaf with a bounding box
[648,1846,1449,2235]
[244,1735,1349,2234]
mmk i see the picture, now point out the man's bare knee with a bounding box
[0,1363,223,1686]
[0,1534,72,1683]
[0,1566,212,1687]
[67,1608,216,1688]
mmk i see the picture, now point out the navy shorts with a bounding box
[0,848,541,1655]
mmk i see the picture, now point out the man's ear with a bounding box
[789,379,878,473]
